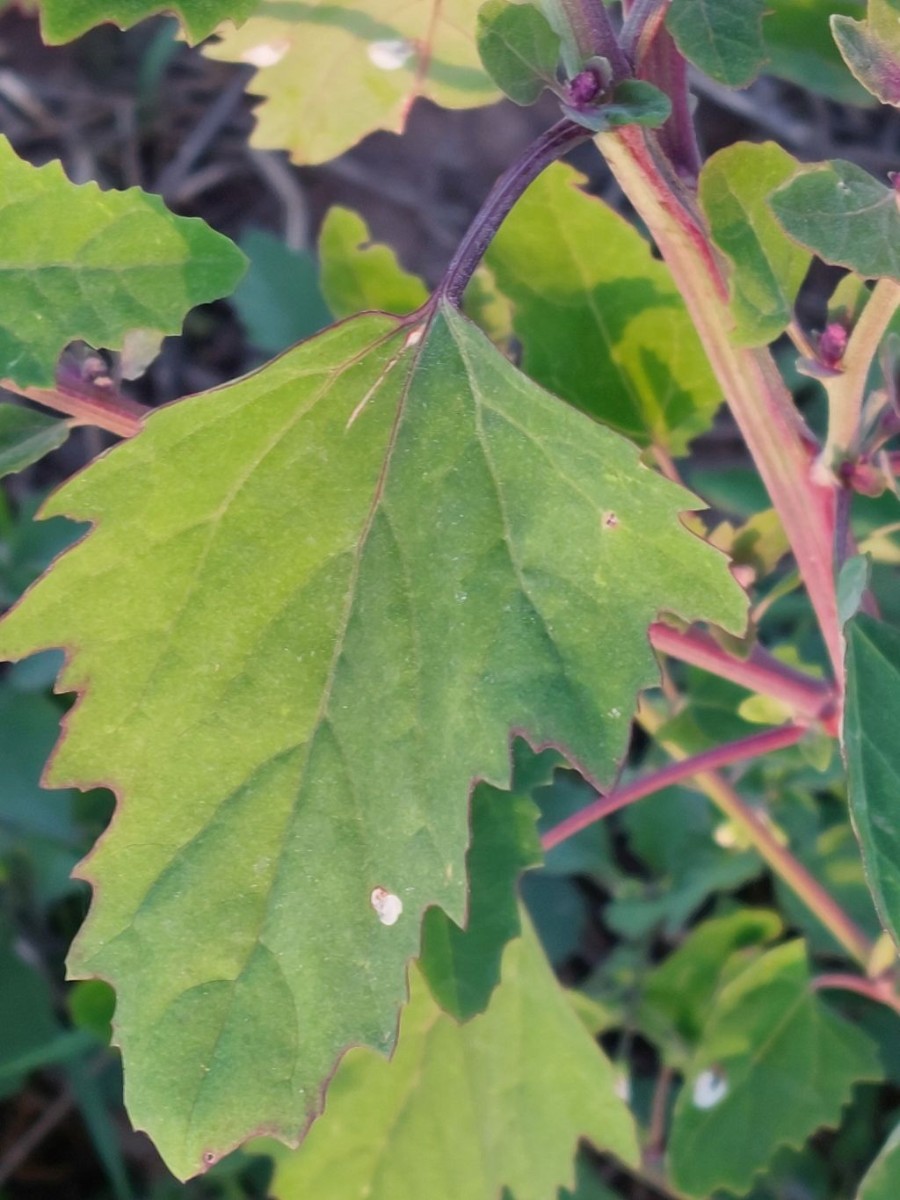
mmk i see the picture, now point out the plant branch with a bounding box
[437,120,590,308]
[541,722,806,851]
[822,277,900,468]
[2,378,148,439]
[649,623,837,727]
[813,973,900,1017]
[638,707,874,966]
[596,126,843,678]
[545,0,631,79]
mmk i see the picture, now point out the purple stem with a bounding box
[541,723,806,850]
[437,119,590,308]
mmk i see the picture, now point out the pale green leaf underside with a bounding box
[669,941,881,1197]
[832,0,900,108]
[204,0,498,165]
[486,163,721,453]
[666,0,766,88]
[0,304,744,1178]
[261,916,638,1200]
[0,404,69,479]
[699,142,811,346]
[844,613,900,948]
[38,0,256,42]
[770,159,900,281]
[0,137,245,387]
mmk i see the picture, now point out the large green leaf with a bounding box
[0,137,245,388]
[699,142,812,346]
[666,0,766,87]
[668,941,881,1197]
[844,613,900,947]
[858,1122,900,1199]
[0,404,69,479]
[485,163,721,453]
[770,160,900,281]
[832,0,900,107]
[0,302,744,1178]
[261,916,638,1200]
[37,0,256,42]
[204,0,498,165]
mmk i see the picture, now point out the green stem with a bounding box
[822,277,900,468]
[596,127,843,678]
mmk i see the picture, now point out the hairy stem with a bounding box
[822,277,900,468]
[596,127,843,678]
[2,378,148,439]
[437,120,590,307]
[541,723,806,850]
[649,623,836,727]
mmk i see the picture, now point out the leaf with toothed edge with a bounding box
[203,0,498,166]
[36,0,257,44]
[0,301,745,1179]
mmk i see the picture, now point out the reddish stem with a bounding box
[649,624,836,726]
[3,378,148,439]
[541,722,806,850]
[813,973,900,1017]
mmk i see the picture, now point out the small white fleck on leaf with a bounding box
[692,1067,728,1109]
[370,886,403,926]
[367,39,415,70]
[241,41,290,68]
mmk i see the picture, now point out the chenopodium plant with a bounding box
[2,0,900,1196]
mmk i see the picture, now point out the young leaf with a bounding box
[485,163,721,453]
[0,304,744,1178]
[858,1121,900,1199]
[0,405,69,479]
[844,613,900,948]
[476,0,561,106]
[668,941,881,1197]
[562,80,672,133]
[260,917,638,1200]
[204,0,498,165]
[666,0,767,88]
[699,142,812,346]
[318,207,428,319]
[770,160,900,281]
[0,137,245,388]
[37,0,256,44]
[832,0,900,107]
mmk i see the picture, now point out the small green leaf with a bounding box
[232,229,331,355]
[0,136,245,387]
[0,303,744,1178]
[37,0,256,44]
[666,0,767,87]
[563,80,671,132]
[832,0,900,107]
[770,160,900,281]
[485,163,721,453]
[844,613,900,947]
[838,554,872,625]
[764,0,874,106]
[477,0,561,105]
[0,404,69,478]
[318,207,428,319]
[858,1121,900,1199]
[669,941,881,1197]
[699,142,812,346]
[204,1,497,165]
[261,917,638,1200]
